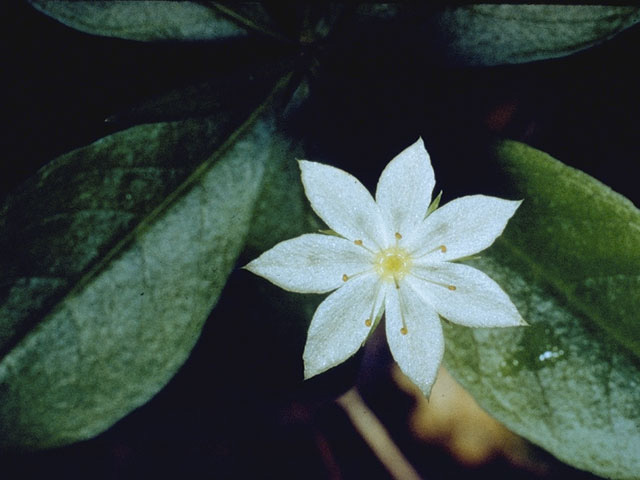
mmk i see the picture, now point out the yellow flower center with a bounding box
[374,246,412,282]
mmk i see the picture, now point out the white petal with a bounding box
[385,282,444,396]
[404,195,521,261]
[304,273,385,379]
[299,160,391,249]
[408,262,525,328]
[375,138,435,238]
[244,233,372,294]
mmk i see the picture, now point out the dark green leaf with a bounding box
[244,83,321,255]
[444,140,640,479]
[28,0,249,41]
[0,71,298,449]
[212,3,294,42]
[431,5,640,65]
[105,55,294,127]
[496,140,640,357]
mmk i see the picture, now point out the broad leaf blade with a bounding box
[1,67,284,354]
[28,0,249,41]
[495,140,640,357]
[444,140,640,479]
[244,133,313,255]
[431,5,640,66]
[105,54,294,127]
[245,82,321,255]
[0,72,297,449]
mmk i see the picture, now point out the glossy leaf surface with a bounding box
[28,1,249,41]
[0,73,296,448]
[443,140,640,480]
[430,5,640,65]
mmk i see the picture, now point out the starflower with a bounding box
[245,138,525,395]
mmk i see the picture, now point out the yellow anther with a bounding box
[400,327,408,335]
[354,239,363,246]
[424,244,447,256]
[342,274,349,282]
[365,318,372,327]
[395,232,402,240]
[448,285,456,291]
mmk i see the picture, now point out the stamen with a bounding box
[342,274,349,282]
[354,239,363,246]
[412,273,458,292]
[364,282,383,331]
[395,232,402,240]
[397,297,409,335]
[394,277,400,289]
[414,244,448,261]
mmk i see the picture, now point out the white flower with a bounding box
[245,138,525,395]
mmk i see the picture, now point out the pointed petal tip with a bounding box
[407,136,429,156]
[491,313,528,328]
[507,198,524,217]
[241,260,255,272]
[418,381,435,398]
[401,365,437,398]
[408,362,442,398]
[409,136,426,149]
[303,359,326,381]
[242,256,264,274]
[298,159,317,176]
[242,260,269,281]
[499,314,528,327]
[389,136,430,164]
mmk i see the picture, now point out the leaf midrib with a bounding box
[0,71,295,363]
[496,235,640,363]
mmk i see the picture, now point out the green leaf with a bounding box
[244,136,314,255]
[0,72,297,449]
[444,140,640,479]
[211,4,295,42]
[244,83,321,255]
[431,5,640,66]
[28,0,249,41]
[105,54,295,127]
[495,140,640,357]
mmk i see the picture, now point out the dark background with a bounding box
[2,2,639,478]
